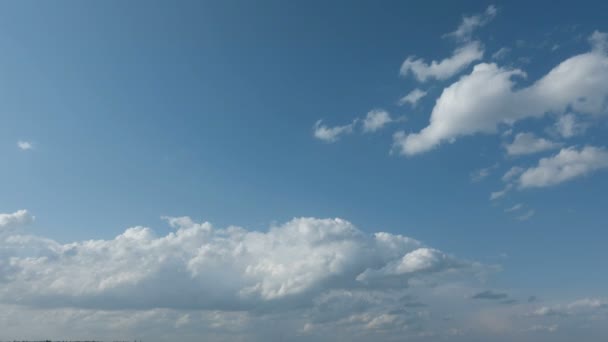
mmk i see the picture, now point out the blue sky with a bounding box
[1,1,608,341]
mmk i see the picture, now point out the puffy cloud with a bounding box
[517,146,608,188]
[0,210,34,230]
[313,119,356,142]
[398,89,427,107]
[362,109,396,133]
[394,32,608,156]
[400,41,484,82]
[444,5,498,42]
[0,216,476,311]
[504,133,561,156]
[356,248,463,286]
[17,141,34,150]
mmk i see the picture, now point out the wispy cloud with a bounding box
[17,140,34,151]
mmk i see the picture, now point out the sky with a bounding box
[1,0,608,341]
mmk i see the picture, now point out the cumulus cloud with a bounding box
[17,141,34,150]
[0,210,34,230]
[398,89,427,107]
[444,5,498,42]
[400,41,484,82]
[504,133,561,156]
[394,31,608,156]
[362,110,397,133]
[0,216,478,311]
[517,146,608,188]
[313,120,356,142]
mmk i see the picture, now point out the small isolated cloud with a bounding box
[504,203,523,212]
[471,290,508,300]
[517,146,608,188]
[516,209,535,221]
[17,141,33,151]
[470,164,497,182]
[504,133,561,156]
[0,210,34,230]
[553,113,588,138]
[400,41,484,82]
[444,5,498,42]
[492,47,511,60]
[362,109,397,133]
[313,119,356,142]
[398,89,427,107]
[489,185,512,201]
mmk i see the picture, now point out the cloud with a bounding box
[400,41,484,82]
[504,204,523,212]
[313,119,356,142]
[0,216,479,311]
[553,113,588,138]
[470,164,497,182]
[517,146,608,188]
[471,290,509,300]
[393,31,608,156]
[362,110,397,133]
[398,89,427,107]
[492,47,511,60]
[502,167,524,182]
[530,298,607,317]
[516,209,535,221]
[504,133,561,156]
[526,324,558,333]
[489,185,512,201]
[17,141,34,150]
[444,5,498,42]
[0,210,34,230]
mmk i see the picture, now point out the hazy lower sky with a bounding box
[2,1,608,341]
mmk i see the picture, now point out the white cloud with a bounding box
[553,113,588,138]
[502,167,524,182]
[470,164,497,182]
[504,133,561,156]
[362,109,396,133]
[517,146,608,188]
[0,216,477,311]
[398,89,427,107]
[492,47,511,60]
[444,5,498,42]
[313,120,355,142]
[504,204,523,212]
[393,31,608,156]
[400,41,484,82]
[0,210,34,230]
[17,141,34,150]
[516,209,535,221]
[490,185,512,200]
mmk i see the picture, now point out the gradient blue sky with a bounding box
[1,1,608,341]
